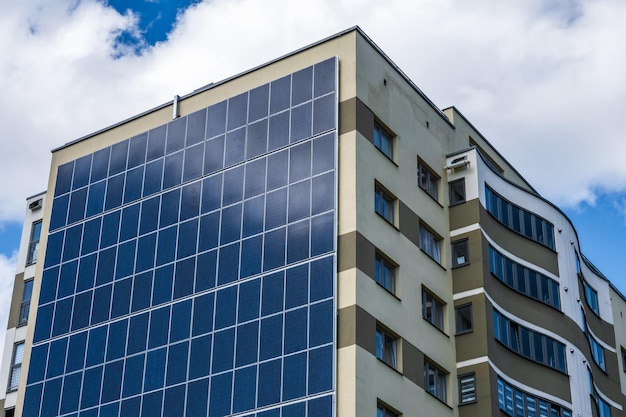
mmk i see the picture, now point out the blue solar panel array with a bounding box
[25,57,337,417]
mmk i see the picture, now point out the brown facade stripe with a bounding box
[8,272,25,329]
[339,96,375,142]
[337,304,424,388]
[338,231,375,277]
[398,200,420,247]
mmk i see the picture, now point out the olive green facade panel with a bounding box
[398,200,420,248]
[7,273,24,329]
[452,229,485,294]
[338,231,376,278]
[449,198,480,232]
[458,361,493,417]
[454,294,489,363]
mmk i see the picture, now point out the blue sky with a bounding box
[1,0,626,353]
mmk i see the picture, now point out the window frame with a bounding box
[376,326,399,370]
[419,223,442,264]
[374,122,394,161]
[26,220,42,265]
[458,373,477,405]
[18,279,34,326]
[377,402,400,417]
[375,252,397,295]
[374,183,396,226]
[424,359,448,403]
[448,178,466,206]
[8,342,24,392]
[418,158,440,202]
[451,238,469,268]
[422,288,445,333]
[455,303,473,335]
[584,280,600,316]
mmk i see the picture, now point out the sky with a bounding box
[1,0,626,360]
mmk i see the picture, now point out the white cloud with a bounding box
[1,0,626,214]
[0,253,17,364]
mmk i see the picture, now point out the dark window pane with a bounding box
[245,157,266,199]
[209,372,233,417]
[141,390,163,417]
[91,284,112,325]
[81,366,103,409]
[189,335,212,379]
[311,212,333,256]
[285,264,308,309]
[47,338,68,378]
[238,278,261,323]
[72,290,92,330]
[261,271,284,316]
[225,127,246,167]
[204,136,225,175]
[212,328,235,373]
[86,325,107,367]
[95,246,116,286]
[218,242,240,285]
[156,225,177,266]
[136,232,157,273]
[186,378,209,417]
[152,264,174,306]
[164,384,186,416]
[109,140,129,176]
[67,188,88,224]
[106,319,128,361]
[101,360,123,402]
[28,343,48,382]
[50,194,69,230]
[131,271,153,312]
[312,133,334,174]
[243,195,264,238]
[201,173,222,213]
[160,188,181,227]
[314,58,336,96]
[166,341,189,385]
[40,267,59,304]
[247,118,268,159]
[120,203,140,241]
[52,298,72,336]
[44,231,64,268]
[265,188,287,230]
[33,304,53,342]
[288,180,311,222]
[259,314,283,361]
[111,278,132,319]
[195,250,217,292]
[148,306,171,349]
[55,162,74,197]
[311,172,333,215]
[284,307,307,354]
[233,365,257,413]
[170,300,192,343]
[287,220,310,264]
[308,345,333,394]
[223,165,244,205]
[199,212,220,253]
[92,147,111,182]
[105,173,125,211]
[123,354,145,397]
[41,377,62,416]
[58,260,78,298]
[309,300,333,347]
[186,108,207,146]
[228,92,248,131]
[143,158,163,197]
[310,256,333,302]
[206,100,227,139]
[86,180,106,217]
[241,236,263,278]
[76,254,96,292]
[249,83,269,122]
[166,117,186,154]
[139,196,160,236]
[290,102,312,143]
[147,125,167,161]
[257,359,282,407]
[180,181,201,221]
[127,312,149,354]
[268,111,290,151]
[128,133,147,168]
[66,332,87,373]
[183,143,204,182]
[289,141,311,183]
[270,75,291,114]
[163,151,183,189]
[124,166,144,204]
[144,348,166,390]
[264,228,286,271]
[60,371,82,414]
[221,203,242,245]
[81,217,102,255]
[215,286,238,330]
[192,292,214,337]
[121,397,141,417]
[292,66,313,105]
[177,219,198,259]
[236,321,259,367]
[62,224,82,262]
[283,352,307,400]
[313,94,335,135]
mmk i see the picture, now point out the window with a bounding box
[455,304,473,335]
[485,185,555,249]
[584,281,599,315]
[493,309,567,373]
[375,252,396,294]
[489,246,560,310]
[451,239,469,267]
[422,289,445,332]
[597,397,611,417]
[8,342,24,391]
[26,220,42,264]
[377,403,399,417]
[376,327,398,369]
[18,280,33,326]
[375,184,395,225]
[449,178,466,205]
[621,347,626,373]
[458,373,476,404]
[418,159,439,201]
[419,224,441,263]
[497,376,572,417]
[5,409,15,417]
[374,122,394,160]
[589,335,606,371]
[424,360,447,403]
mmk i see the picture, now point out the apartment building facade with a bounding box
[1,27,625,417]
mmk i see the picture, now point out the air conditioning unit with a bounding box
[29,199,42,211]
[445,155,470,171]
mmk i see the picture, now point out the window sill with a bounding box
[451,262,470,270]
[455,329,473,336]
[374,146,399,167]
[419,187,444,208]
[423,318,449,338]
[424,391,452,409]
[376,357,403,376]
[449,200,467,208]
[375,282,401,302]
[459,400,478,406]
[419,248,447,271]
[375,212,399,231]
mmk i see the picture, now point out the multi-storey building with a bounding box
[1,26,625,417]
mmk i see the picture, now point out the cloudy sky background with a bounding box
[1,0,626,358]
